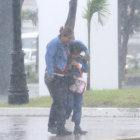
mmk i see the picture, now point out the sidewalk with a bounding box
[0,108,140,140]
[0,107,140,117]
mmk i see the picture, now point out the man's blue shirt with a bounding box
[45,36,68,78]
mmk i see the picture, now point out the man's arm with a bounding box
[45,42,57,80]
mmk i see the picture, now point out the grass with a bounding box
[83,89,140,107]
[126,68,140,74]
[0,96,52,108]
[1,89,140,108]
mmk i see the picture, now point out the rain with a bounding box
[0,0,140,139]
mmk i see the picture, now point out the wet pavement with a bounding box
[0,108,140,140]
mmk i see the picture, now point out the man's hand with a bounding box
[73,75,77,80]
[47,77,53,83]
[83,55,89,61]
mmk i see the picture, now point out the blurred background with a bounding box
[21,0,140,95]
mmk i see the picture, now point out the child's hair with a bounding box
[69,41,84,54]
[59,26,73,37]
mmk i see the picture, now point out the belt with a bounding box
[54,73,65,77]
[45,71,65,77]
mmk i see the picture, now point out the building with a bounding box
[22,0,37,10]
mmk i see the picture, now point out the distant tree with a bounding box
[83,0,109,89]
[28,9,38,26]
[21,8,38,26]
[119,0,140,87]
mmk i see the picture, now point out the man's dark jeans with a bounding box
[45,73,68,130]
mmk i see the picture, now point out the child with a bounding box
[66,41,89,135]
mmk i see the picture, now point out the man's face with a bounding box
[61,35,73,45]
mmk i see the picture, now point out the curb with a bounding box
[0,107,140,117]
[105,136,140,140]
[0,108,50,116]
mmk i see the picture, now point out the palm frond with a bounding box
[83,0,110,25]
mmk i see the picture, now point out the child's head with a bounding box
[69,41,84,58]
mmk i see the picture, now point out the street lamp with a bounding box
[8,0,29,104]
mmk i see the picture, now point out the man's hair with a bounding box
[59,26,73,37]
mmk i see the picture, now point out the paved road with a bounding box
[0,113,140,140]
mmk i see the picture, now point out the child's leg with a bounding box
[72,93,83,125]
[72,94,88,135]
[66,91,74,119]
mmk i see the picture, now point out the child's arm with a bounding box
[68,59,79,70]
[81,58,88,73]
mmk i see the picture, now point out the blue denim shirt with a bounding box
[45,36,68,78]
[45,37,89,78]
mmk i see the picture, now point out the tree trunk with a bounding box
[0,0,13,95]
[120,0,136,86]
[36,36,39,73]
[65,0,78,31]
[120,34,129,83]
[87,22,91,90]
[118,0,122,88]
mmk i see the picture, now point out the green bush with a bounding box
[26,71,38,83]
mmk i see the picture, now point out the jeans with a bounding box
[45,73,68,130]
[66,91,83,125]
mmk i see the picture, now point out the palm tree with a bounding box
[65,0,78,34]
[83,0,109,90]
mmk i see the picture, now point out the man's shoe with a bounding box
[74,125,88,135]
[57,128,72,136]
[48,127,57,134]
